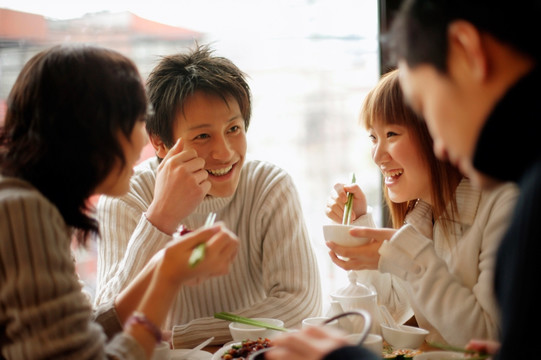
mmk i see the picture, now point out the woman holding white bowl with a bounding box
[324,69,518,348]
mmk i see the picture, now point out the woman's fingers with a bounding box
[325,229,385,270]
[325,198,346,223]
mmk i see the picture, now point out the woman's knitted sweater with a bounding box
[0,176,144,359]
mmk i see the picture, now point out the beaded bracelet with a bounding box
[125,311,162,343]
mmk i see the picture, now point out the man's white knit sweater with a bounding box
[94,157,322,348]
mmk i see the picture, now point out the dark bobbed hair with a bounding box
[386,0,541,72]
[0,44,148,244]
[360,69,462,231]
[146,43,252,149]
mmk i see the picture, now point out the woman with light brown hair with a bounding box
[324,68,518,347]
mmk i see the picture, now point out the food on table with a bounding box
[221,338,273,360]
[382,348,423,359]
[177,224,192,236]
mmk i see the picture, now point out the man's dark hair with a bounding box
[386,0,541,72]
[146,43,252,148]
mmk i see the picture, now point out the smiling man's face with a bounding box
[172,90,247,198]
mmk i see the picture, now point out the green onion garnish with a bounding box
[214,312,289,332]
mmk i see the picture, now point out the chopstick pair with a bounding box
[188,212,217,268]
[342,173,356,225]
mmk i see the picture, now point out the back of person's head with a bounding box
[387,0,541,72]
[146,43,252,149]
[360,69,462,229]
[0,44,148,243]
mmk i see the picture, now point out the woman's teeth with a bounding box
[383,169,403,180]
[207,165,233,176]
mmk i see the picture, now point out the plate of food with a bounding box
[212,338,273,360]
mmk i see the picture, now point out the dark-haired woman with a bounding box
[0,44,238,359]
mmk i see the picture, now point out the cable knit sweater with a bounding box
[94,157,322,348]
[376,178,518,347]
[0,176,145,360]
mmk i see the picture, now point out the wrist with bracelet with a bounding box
[125,311,162,344]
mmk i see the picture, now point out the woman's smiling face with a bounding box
[369,120,432,204]
[172,91,247,198]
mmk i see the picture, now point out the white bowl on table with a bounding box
[346,333,383,356]
[380,323,429,349]
[228,318,284,342]
[302,316,339,329]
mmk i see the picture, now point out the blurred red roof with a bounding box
[0,7,201,42]
[0,8,47,41]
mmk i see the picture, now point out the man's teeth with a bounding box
[207,165,233,176]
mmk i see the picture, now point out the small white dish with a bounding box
[381,323,429,349]
[170,348,213,360]
[228,318,284,342]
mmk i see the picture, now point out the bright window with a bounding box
[0,0,382,312]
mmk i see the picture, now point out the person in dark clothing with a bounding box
[389,0,541,359]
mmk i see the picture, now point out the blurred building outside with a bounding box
[0,2,382,312]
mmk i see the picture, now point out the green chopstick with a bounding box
[342,173,356,225]
[214,312,290,332]
[188,212,217,268]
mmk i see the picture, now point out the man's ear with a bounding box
[448,20,488,81]
[149,133,169,158]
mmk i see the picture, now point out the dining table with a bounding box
[202,345,221,354]
[200,340,445,359]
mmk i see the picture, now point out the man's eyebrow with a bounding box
[186,115,243,131]
[186,123,211,131]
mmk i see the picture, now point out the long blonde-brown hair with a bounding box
[360,69,462,231]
